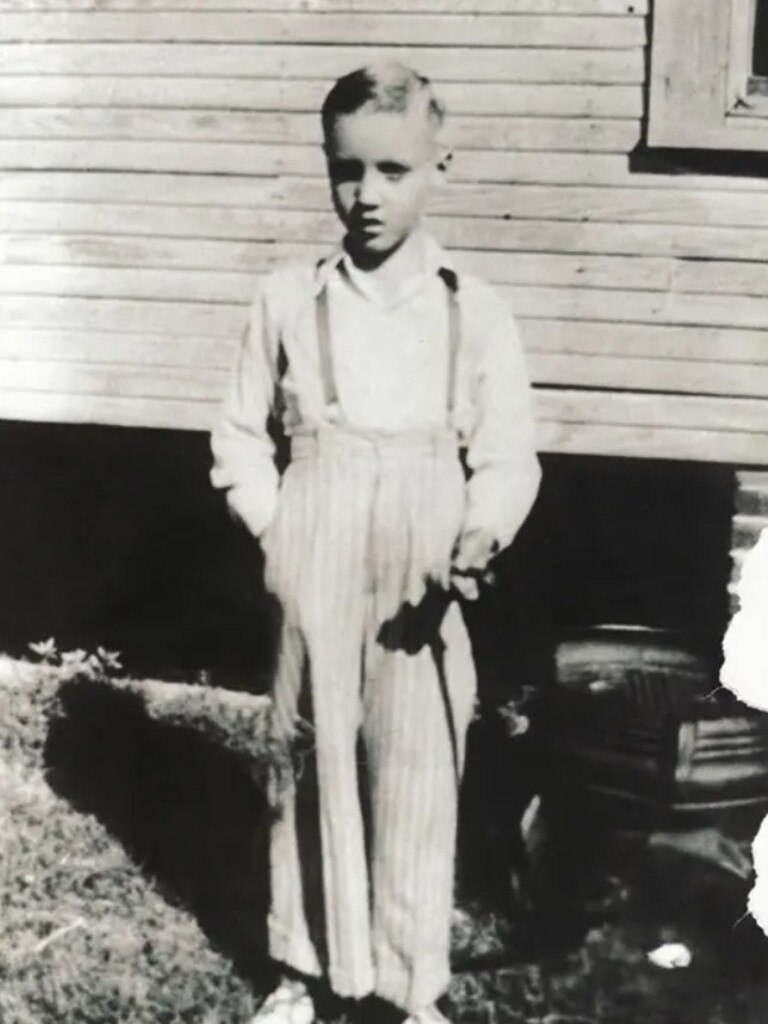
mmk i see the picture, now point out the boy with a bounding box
[210,62,541,1024]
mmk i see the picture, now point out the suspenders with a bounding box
[439,266,462,422]
[313,266,461,418]
[315,282,338,408]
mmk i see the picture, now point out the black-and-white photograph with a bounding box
[1,2,768,1022]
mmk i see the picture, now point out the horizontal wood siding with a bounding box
[2,0,768,464]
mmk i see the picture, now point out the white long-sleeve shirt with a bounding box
[210,234,541,550]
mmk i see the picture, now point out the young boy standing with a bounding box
[210,63,541,1024]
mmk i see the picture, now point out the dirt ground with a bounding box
[1,665,767,1024]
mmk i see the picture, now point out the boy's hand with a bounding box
[451,528,499,601]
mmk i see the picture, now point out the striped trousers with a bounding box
[261,426,477,1013]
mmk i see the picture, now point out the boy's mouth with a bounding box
[351,215,384,235]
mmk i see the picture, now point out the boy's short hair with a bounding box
[321,61,446,144]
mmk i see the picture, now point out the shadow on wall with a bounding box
[0,420,735,689]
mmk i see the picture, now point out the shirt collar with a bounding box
[312,232,457,299]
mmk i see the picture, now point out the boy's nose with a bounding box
[357,169,383,207]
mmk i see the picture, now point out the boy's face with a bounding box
[325,105,444,260]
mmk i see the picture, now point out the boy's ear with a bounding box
[434,148,453,188]
[436,148,453,174]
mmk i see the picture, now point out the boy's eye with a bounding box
[328,158,362,183]
[378,162,410,181]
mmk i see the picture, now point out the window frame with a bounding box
[648,0,768,150]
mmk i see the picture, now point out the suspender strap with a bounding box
[315,281,339,408]
[440,269,461,419]
[314,263,461,415]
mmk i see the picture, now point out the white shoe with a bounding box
[249,980,315,1024]
[404,1006,451,1024]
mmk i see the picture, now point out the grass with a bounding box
[1,656,767,1024]
[0,660,273,1024]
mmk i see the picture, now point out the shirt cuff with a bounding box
[226,482,279,539]
[463,458,541,552]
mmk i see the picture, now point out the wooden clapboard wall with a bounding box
[2,0,768,464]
